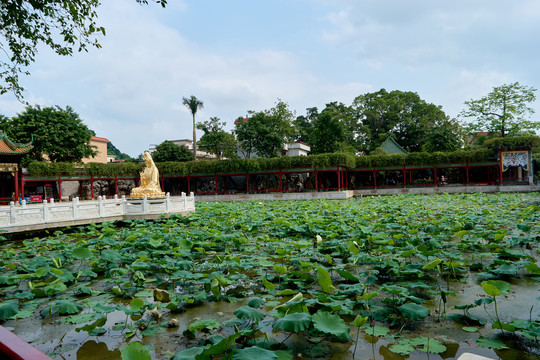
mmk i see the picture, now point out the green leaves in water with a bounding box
[273,312,312,332]
[0,193,538,357]
[120,342,151,360]
[397,303,430,320]
[312,311,350,339]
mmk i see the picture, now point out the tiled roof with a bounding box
[381,136,407,154]
[0,131,33,155]
[91,136,110,143]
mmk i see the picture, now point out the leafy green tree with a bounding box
[422,117,466,153]
[197,117,237,159]
[107,142,135,161]
[353,89,450,152]
[460,82,538,137]
[0,0,166,99]
[235,100,295,158]
[293,107,318,144]
[182,95,204,161]
[1,105,96,163]
[310,102,356,154]
[152,141,193,162]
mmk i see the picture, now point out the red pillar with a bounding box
[465,163,470,185]
[90,176,94,199]
[433,167,438,186]
[57,179,62,201]
[373,169,377,188]
[21,173,25,199]
[14,168,19,200]
[403,168,407,187]
[498,150,504,185]
[115,177,118,195]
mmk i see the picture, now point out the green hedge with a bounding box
[26,147,505,177]
[354,149,494,168]
[482,135,540,150]
[156,153,357,176]
[28,161,143,177]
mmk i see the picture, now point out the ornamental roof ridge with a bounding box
[0,131,33,154]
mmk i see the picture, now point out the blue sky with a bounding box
[1,0,539,156]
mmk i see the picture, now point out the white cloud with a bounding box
[2,0,539,156]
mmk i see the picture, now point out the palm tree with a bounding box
[182,95,204,161]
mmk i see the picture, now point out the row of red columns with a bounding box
[11,161,509,200]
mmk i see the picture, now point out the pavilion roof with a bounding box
[0,131,33,155]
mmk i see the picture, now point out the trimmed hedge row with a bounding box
[26,135,538,176]
[355,148,494,168]
[27,149,498,177]
[28,161,143,177]
[482,135,540,150]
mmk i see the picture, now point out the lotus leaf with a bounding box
[273,312,312,332]
[476,336,507,349]
[398,303,430,320]
[481,280,510,297]
[0,302,18,320]
[233,346,278,360]
[188,318,221,332]
[233,306,265,322]
[247,298,265,308]
[121,341,151,360]
[312,311,350,339]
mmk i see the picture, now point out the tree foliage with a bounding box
[353,89,457,153]
[422,117,466,153]
[196,117,237,159]
[152,141,193,162]
[1,105,96,163]
[293,107,318,144]
[182,95,204,160]
[0,0,166,99]
[107,142,135,161]
[460,82,538,137]
[310,102,356,154]
[235,100,295,158]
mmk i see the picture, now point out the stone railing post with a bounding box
[143,195,149,213]
[182,192,187,210]
[9,202,16,225]
[121,195,126,214]
[43,199,49,222]
[98,196,104,217]
[166,193,171,213]
[21,199,26,208]
[72,197,79,219]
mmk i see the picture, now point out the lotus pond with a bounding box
[1,192,540,360]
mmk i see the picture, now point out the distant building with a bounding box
[82,136,109,164]
[381,137,407,154]
[237,141,311,159]
[282,142,311,157]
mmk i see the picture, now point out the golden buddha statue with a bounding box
[131,151,165,198]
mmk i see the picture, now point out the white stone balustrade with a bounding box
[0,193,195,233]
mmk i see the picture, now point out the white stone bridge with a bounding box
[0,193,195,235]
